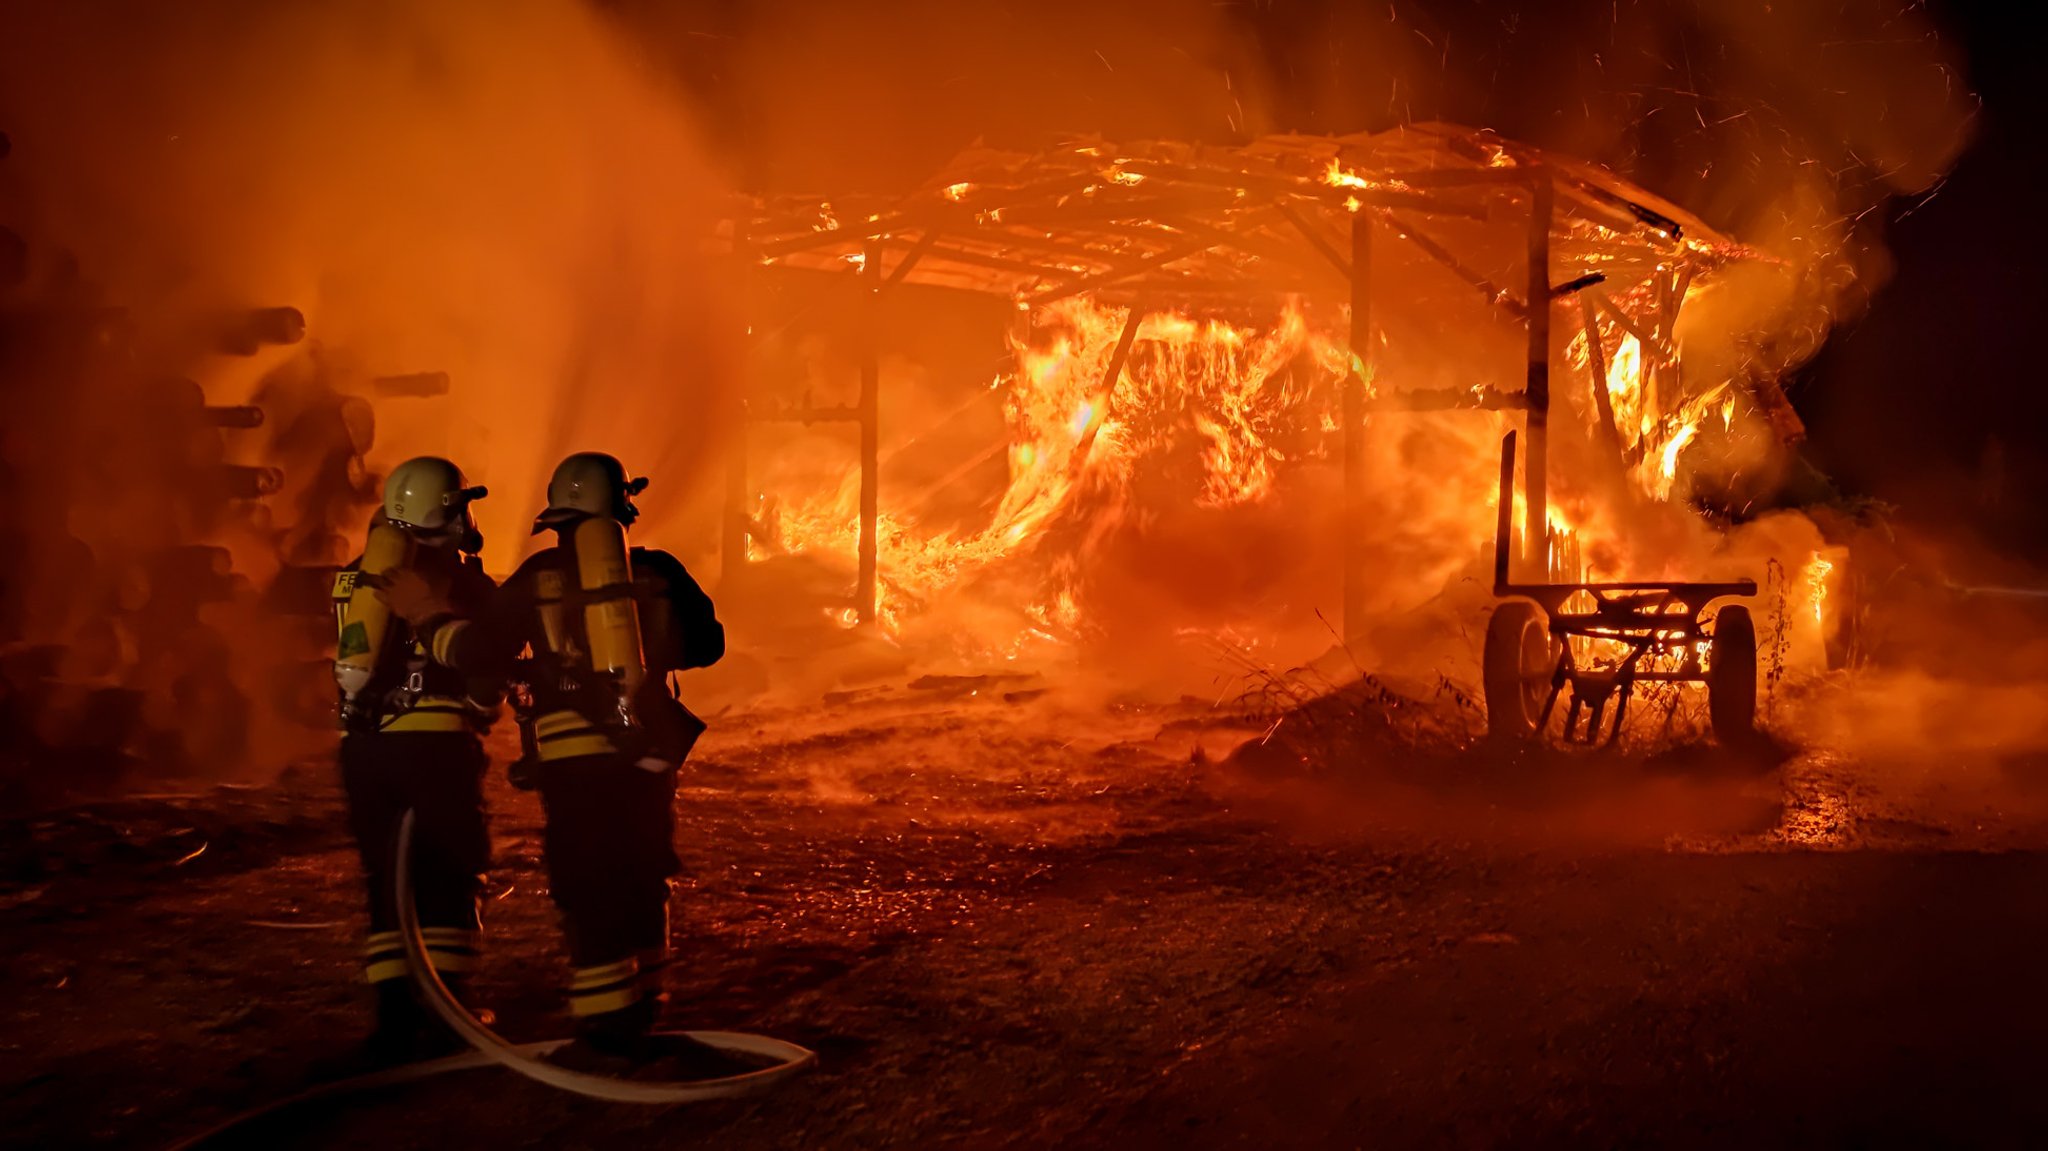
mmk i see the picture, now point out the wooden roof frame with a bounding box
[721,122,1757,316]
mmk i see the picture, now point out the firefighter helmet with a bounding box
[534,451,648,533]
[383,456,486,545]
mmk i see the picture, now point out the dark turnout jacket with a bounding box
[335,547,498,734]
[427,532,723,764]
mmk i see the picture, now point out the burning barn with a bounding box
[721,123,1819,718]
[16,0,2048,1145]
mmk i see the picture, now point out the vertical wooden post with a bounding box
[1522,171,1553,579]
[1342,213,1373,649]
[1655,262,1691,419]
[1644,266,1670,426]
[721,221,752,589]
[1578,297,1624,461]
[856,238,882,626]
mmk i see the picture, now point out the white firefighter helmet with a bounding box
[534,451,648,533]
[383,456,486,544]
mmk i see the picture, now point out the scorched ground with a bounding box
[6,676,2048,1149]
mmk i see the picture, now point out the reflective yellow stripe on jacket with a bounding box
[533,709,617,760]
[379,695,474,734]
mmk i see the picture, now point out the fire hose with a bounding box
[163,809,814,1149]
[390,807,816,1103]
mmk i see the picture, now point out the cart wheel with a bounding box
[1708,604,1757,744]
[1484,601,1552,742]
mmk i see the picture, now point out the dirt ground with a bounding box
[6,676,2048,1150]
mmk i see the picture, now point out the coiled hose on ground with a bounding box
[163,808,814,1148]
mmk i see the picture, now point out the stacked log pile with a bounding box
[0,127,430,800]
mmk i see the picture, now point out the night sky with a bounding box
[1799,0,2046,552]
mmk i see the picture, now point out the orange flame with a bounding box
[1805,551,1834,627]
[761,298,1348,642]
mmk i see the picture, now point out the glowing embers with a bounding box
[1324,159,1375,191]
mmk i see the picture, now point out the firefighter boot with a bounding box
[308,982,432,1081]
[561,997,768,1080]
[372,979,444,1060]
[579,994,661,1060]
[409,974,476,1060]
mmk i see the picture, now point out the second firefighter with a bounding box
[390,451,723,1058]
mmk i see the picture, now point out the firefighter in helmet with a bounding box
[388,451,723,1061]
[330,456,497,1064]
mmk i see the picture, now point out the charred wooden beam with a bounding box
[1343,214,1373,649]
[1369,166,1534,190]
[1522,172,1554,578]
[1151,211,1349,287]
[1587,291,1672,364]
[1376,210,1528,321]
[1553,173,1684,241]
[882,228,944,291]
[1271,199,1353,280]
[857,237,882,626]
[1069,303,1146,474]
[1026,237,1215,307]
[992,193,1241,228]
[1112,160,1493,219]
[723,223,755,588]
[1579,297,1626,459]
[1364,387,1530,412]
[1550,272,1606,298]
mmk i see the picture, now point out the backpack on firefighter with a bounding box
[505,453,705,788]
[332,456,491,733]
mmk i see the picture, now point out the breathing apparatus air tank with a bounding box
[334,522,415,727]
[572,514,646,726]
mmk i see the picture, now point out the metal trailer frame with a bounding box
[1487,429,1758,746]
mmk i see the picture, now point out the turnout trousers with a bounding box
[536,752,680,1031]
[339,731,490,987]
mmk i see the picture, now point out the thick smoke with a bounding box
[0,0,733,787]
[0,0,736,571]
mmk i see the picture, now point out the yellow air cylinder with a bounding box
[573,515,645,723]
[334,523,415,712]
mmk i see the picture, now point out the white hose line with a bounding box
[163,1043,570,1151]
[394,808,817,1104]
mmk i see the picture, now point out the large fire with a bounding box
[759,298,1350,642]
[727,125,1866,682]
[755,285,1744,658]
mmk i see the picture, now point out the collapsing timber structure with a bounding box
[719,123,1799,663]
